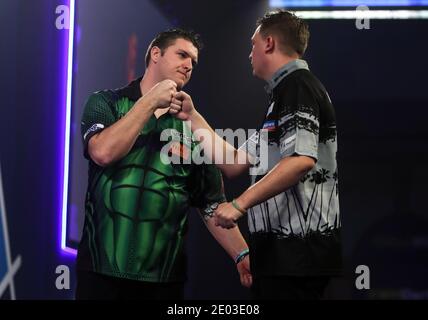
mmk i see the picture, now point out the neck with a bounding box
[265,54,299,81]
[139,68,158,96]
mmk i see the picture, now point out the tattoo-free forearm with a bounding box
[201,211,248,260]
[237,155,315,210]
[88,96,156,166]
[189,111,250,178]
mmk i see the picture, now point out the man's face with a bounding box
[155,38,198,90]
[249,26,266,80]
[249,26,267,80]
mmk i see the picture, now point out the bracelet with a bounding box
[232,199,246,215]
[235,248,249,264]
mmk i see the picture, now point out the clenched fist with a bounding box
[169,91,196,121]
[214,201,245,229]
[144,79,177,110]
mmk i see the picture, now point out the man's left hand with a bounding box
[237,255,252,288]
[169,91,195,120]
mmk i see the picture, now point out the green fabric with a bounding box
[77,90,225,282]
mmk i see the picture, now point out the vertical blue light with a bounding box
[60,0,77,256]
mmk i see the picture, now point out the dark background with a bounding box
[0,0,427,299]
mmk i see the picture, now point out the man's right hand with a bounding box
[143,79,177,110]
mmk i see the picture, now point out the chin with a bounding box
[252,69,264,80]
[177,80,186,90]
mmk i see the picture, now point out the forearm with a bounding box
[202,213,248,260]
[237,156,315,210]
[89,96,156,166]
[189,111,250,178]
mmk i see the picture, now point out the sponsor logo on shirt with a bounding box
[168,141,190,160]
[262,120,276,132]
[166,129,192,161]
[83,123,105,141]
[171,130,192,146]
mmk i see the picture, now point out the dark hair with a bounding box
[145,28,203,67]
[256,10,309,57]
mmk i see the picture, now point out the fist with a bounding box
[213,202,243,229]
[146,79,177,109]
[169,91,196,120]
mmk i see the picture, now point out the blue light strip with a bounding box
[61,0,77,256]
[270,0,428,7]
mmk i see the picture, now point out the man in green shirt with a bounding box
[76,29,251,299]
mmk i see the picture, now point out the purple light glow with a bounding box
[59,0,77,256]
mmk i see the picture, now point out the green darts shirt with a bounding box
[77,78,225,282]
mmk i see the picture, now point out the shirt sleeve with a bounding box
[277,80,320,161]
[80,91,116,159]
[188,164,227,212]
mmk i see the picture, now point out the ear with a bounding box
[151,46,161,64]
[264,36,275,54]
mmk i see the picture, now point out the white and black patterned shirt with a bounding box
[241,60,342,276]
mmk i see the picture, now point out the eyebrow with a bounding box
[178,49,198,66]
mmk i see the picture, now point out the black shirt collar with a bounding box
[118,76,143,101]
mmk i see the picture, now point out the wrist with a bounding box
[188,109,200,123]
[138,94,157,113]
[234,248,249,264]
[232,199,246,217]
[234,196,249,214]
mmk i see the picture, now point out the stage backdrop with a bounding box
[1,0,428,299]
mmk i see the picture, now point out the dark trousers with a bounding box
[75,270,184,300]
[251,275,331,300]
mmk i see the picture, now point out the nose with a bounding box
[183,58,192,71]
[249,51,252,61]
